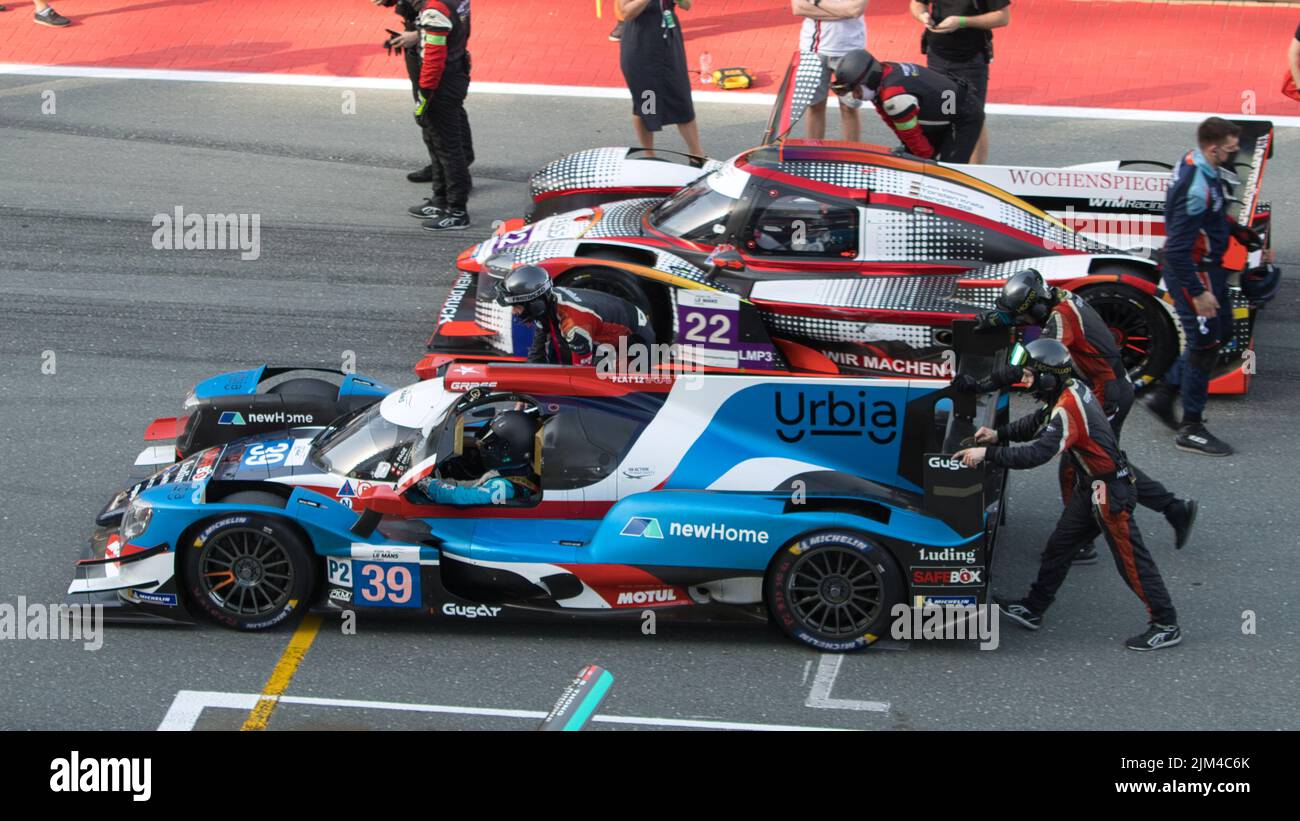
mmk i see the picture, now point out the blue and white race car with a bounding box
[69,330,1010,651]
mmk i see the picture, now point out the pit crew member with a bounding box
[830,48,983,162]
[494,265,656,366]
[959,269,1198,563]
[955,338,1182,651]
[1143,117,1257,457]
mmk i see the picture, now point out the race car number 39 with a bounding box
[355,561,422,608]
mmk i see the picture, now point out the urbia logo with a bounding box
[50,751,151,802]
[774,390,897,444]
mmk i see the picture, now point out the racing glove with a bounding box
[974,309,1015,332]
[414,92,430,127]
[952,363,1022,394]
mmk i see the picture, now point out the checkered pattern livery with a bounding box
[584,199,660,237]
[473,291,515,353]
[529,148,628,200]
[757,275,967,312]
[528,148,723,200]
[790,51,829,123]
[761,313,937,349]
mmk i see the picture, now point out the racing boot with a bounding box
[422,209,470,231]
[1141,383,1180,431]
[1164,498,1198,549]
[994,597,1043,631]
[408,198,448,220]
[1072,544,1099,565]
[407,164,434,183]
[1125,622,1182,651]
[1175,422,1233,457]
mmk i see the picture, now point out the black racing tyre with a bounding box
[765,530,904,652]
[555,265,663,341]
[182,496,318,631]
[1077,284,1179,388]
[267,377,338,401]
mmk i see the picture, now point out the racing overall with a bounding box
[527,287,655,366]
[404,1,474,167]
[1157,148,1235,421]
[986,381,1177,625]
[1041,290,1176,516]
[872,62,983,162]
[417,471,537,506]
[416,1,472,212]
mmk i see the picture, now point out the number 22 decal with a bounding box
[682,311,732,345]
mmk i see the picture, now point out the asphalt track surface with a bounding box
[2,76,1299,731]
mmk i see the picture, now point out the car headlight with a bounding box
[119,499,153,543]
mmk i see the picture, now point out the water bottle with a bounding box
[699,51,713,85]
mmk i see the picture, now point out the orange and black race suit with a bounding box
[986,382,1177,624]
[1042,290,1176,516]
[872,61,983,162]
[527,287,655,366]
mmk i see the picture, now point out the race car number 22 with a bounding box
[355,562,422,608]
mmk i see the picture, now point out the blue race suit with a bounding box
[1158,147,1234,421]
[416,472,533,506]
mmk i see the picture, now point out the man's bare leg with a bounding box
[805,100,828,140]
[839,105,861,143]
[676,119,704,157]
[972,122,987,164]
[632,116,656,153]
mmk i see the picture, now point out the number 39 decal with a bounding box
[355,562,421,608]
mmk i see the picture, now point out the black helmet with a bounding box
[478,410,538,471]
[494,264,553,320]
[994,269,1055,325]
[1011,338,1075,401]
[830,49,883,96]
[1240,264,1280,305]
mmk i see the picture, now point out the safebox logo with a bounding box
[620,517,664,539]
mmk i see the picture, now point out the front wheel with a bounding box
[182,499,317,630]
[765,530,903,652]
[1077,284,1179,388]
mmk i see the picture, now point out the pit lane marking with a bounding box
[2,64,1298,128]
[160,690,847,732]
[804,655,891,713]
[240,614,323,731]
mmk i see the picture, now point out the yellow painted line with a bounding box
[240,614,323,731]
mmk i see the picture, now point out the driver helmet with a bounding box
[994,269,1056,326]
[494,264,554,321]
[478,410,538,471]
[1010,338,1075,402]
[830,49,883,98]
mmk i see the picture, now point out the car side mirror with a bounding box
[706,245,745,279]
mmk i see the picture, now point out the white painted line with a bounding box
[801,659,812,685]
[158,689,845,731]
[3,63,1298,127]
[805,654,890,713]
[158,690,257,731]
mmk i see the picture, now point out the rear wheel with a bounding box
[765,530,903,652]
[1077,284,1178,388]
[182,494,318,630]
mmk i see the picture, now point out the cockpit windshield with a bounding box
[648,172,738,242]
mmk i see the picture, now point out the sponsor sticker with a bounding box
[242,439,293,467]
[910,566,985,587]
[327,557,353,588]
[285,439,312,468]
[135,591,178,607]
